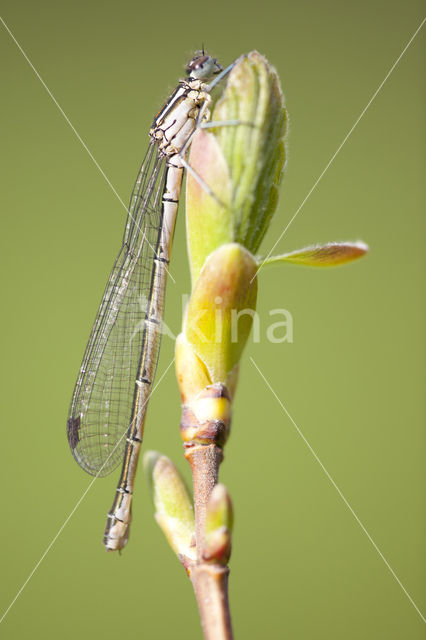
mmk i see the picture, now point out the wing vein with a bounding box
[67,141,169,476]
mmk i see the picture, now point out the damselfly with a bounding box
[67,51,233,551]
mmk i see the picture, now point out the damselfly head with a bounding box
[185,53,222,80]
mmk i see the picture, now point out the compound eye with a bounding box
[186,54,217,80]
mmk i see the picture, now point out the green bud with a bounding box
[143,451,195,560]
[205,484,233,534]
[203,484,233,565]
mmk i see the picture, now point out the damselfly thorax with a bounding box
[151,78,212,158]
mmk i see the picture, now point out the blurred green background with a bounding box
[0,1,424,638]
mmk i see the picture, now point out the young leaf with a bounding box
[258,241,368,268]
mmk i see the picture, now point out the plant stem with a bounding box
[185,444,223,556]
[191,564,232,640]
[184,443,233,639]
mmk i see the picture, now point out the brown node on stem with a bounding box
[180,383,232,447]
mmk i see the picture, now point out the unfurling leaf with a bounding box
[186,51,287,285]
[258,241,368,268]
[184,243,257,382]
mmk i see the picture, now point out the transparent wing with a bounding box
[67,141,168,477]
